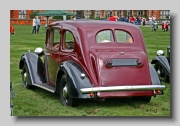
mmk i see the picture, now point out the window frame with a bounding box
[114,29,134,43]
[62,30,75,51]
[96,29,115,43]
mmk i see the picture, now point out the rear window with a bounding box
[115,30,134,43]
[96,30,134,43]
[96,30,114,43]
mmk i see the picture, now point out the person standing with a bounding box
[129,15,135,24]
[32,16,36,34]
[152,15,156,23]
[37,17,41,34]
[109,15,116,21]
[142,17,146,26]
[149,16,152,27]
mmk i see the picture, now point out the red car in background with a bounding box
[10,24,15,34]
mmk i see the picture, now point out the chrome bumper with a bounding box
[80,85,166,94]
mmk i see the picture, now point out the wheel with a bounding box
[140,96,151,102]
[164,73,170,83]
[59,74,78,107]
[132,96,151,103]
[22,64,32,89]
[154,62,169,82]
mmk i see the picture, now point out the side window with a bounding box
[52,28,61,50]
[45,29,50,47]
[63,30,75,50]
[115,30,134,43]
[96,30,114,43]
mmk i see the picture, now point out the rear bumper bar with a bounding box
[80,85,166,94]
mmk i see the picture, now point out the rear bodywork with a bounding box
[19,20,166,100]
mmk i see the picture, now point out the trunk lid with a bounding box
[91,48,151,87]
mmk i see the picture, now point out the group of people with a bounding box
[109,15,157,27]
[32,16,41,34]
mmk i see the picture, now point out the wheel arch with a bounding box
[19,52,46,85]
[55,70,65,93]
[151,56,170,77]
[149,63,162,85]
[55,61,93,99]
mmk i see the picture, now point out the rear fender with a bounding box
[19,52,46,84]
[149,63,162,85]
[55,61,93,98]
[149,63,164,95]
[151,56,170,77]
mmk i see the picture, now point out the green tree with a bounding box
[29,11,39,19]
[90,10,95,19]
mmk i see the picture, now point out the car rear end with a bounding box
[78,22,166,100]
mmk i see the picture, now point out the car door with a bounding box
[44,27,61,86]
[58,30,76,63]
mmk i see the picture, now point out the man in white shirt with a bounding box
[32,17,36,34]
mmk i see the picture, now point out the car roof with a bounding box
[50,20,139,29]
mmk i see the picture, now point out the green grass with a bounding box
[10,25,170,116]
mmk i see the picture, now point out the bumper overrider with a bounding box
[80,85,166,94]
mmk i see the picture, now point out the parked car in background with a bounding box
[10,24,15,34]
[19,20,166,107]
[151,46,170,82]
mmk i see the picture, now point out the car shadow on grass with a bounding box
[29,86,153,107]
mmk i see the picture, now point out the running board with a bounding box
[33,83,55,93]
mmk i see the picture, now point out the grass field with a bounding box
[10,24,170,116]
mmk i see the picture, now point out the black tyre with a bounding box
[154,62,169,82]
[22,64,32,89]
[140,96,151,102]
[59,74,78,107]
[164,73,170,82]
[132,96,151,103]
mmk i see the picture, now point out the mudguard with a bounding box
[151,56,170,77]
[19,52,46,84]
[149,63,162,85]
[55,61,93,99]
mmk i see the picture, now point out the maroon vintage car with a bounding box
[19,20,166,107]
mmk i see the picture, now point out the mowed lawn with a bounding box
[10,24,170,116]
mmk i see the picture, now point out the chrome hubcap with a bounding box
[23,72,28,85]
[63,85,68,99]
[24,73,27,81]
[157,69,161,75]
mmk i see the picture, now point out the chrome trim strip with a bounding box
[80,85,166,94]
[33,84,55,93]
